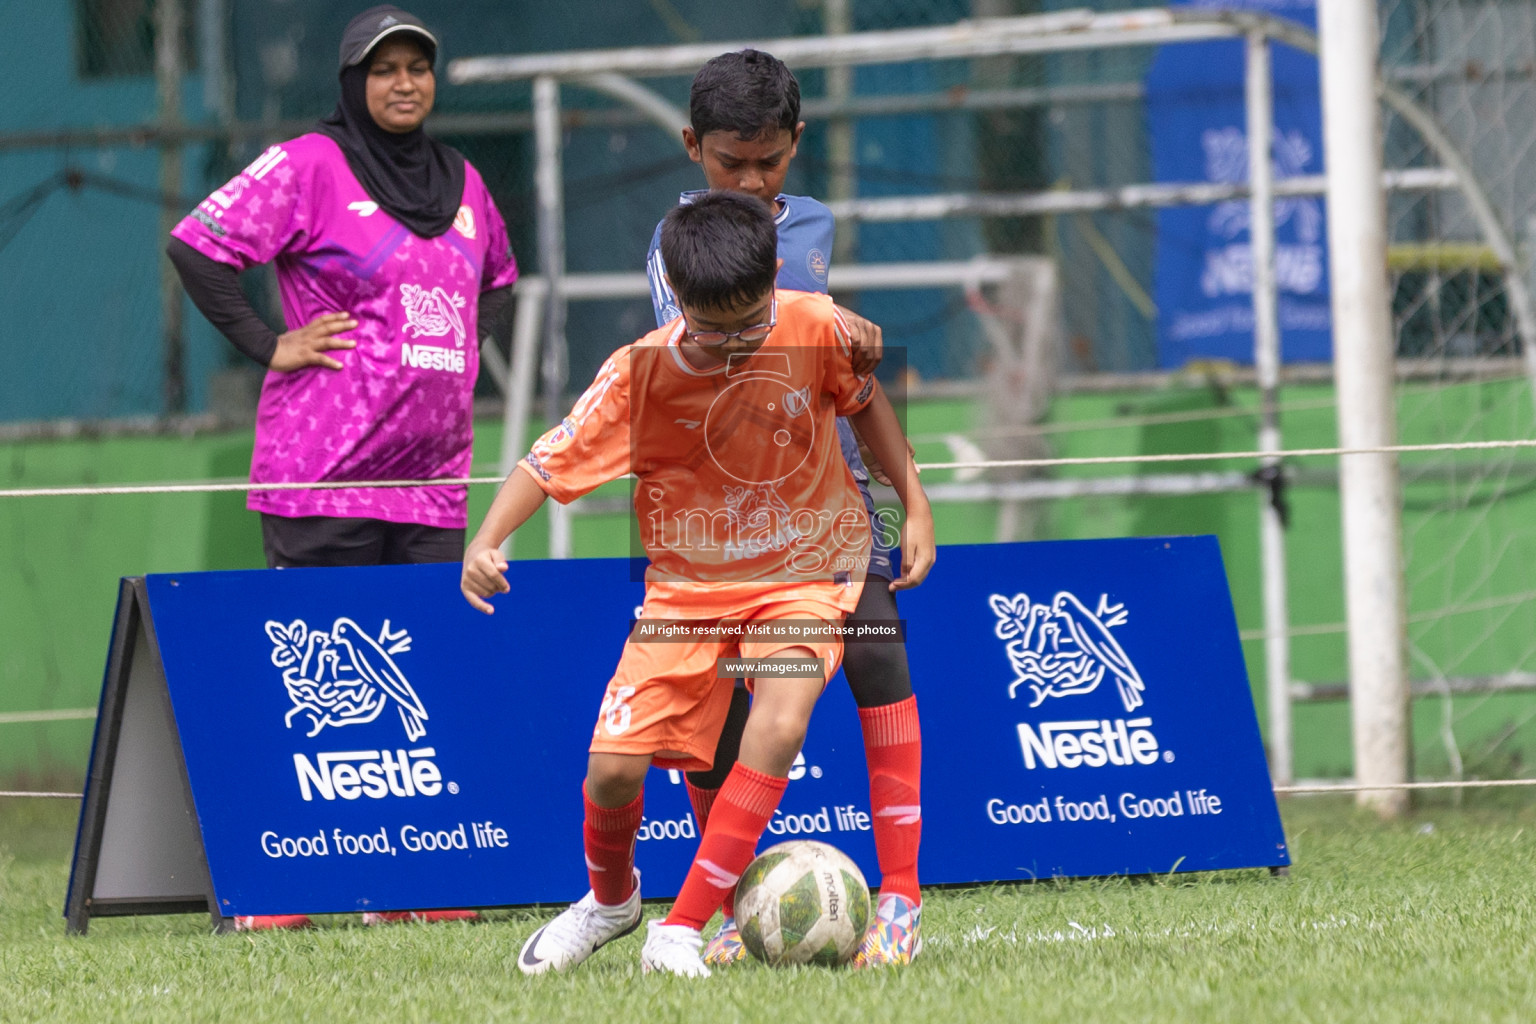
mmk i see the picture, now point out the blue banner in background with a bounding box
[135,538,1285,916]
[900,539,1287,880]
[1146,0,1332,368]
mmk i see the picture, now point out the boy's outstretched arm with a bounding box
[462,350,632,613]
[848,382,935,591]
[461,469,548,614]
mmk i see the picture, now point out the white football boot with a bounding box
[517,870,642,975]
[640,920,712,978]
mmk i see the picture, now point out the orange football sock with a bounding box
[665,764,786,931]
[684,779,719,830]
[860,696,922,902]
[583,782,643,906]
[684,780,736,916]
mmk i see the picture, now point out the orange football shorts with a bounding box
[588,580,862,771]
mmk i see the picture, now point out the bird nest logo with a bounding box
[265,618,429,741]
[399,283,467,347]
[989,592,1146,713]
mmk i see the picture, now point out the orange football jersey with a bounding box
[520,289,876,608]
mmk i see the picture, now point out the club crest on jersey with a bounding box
[534,417,578,455]
[454,204,477,239]
[989,591,1146,713]
[266,618,428,741]
[783,385,811,418]
[807,248,829,283]
[400,284,467,346]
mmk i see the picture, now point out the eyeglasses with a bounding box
[686,298,776,346]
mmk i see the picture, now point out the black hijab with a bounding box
[316,8,465,239]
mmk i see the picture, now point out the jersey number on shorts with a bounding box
[600,685,637,736]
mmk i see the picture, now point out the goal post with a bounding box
[1318,0,1410,816]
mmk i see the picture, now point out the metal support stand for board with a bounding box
[64,578,234,934]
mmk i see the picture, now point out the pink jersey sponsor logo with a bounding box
[401,343,467,374]
[399,284,468,346]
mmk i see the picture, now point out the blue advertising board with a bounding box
[67,538,1287,926]
[1146,0,1332,367]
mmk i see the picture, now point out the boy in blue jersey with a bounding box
[646,49,923,968]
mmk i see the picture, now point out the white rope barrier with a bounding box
[917,437,1536,472]
[9,778,1536,800]
[2,437,1534,500]
[908,374,1530,444]
[1274,779,1536,794]
[0,476,494,499]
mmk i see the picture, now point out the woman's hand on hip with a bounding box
[270,312,358,372]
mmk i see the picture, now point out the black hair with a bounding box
[659,191,778,312]
[689,49,801,142]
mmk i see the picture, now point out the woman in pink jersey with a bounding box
[167,5,518,930]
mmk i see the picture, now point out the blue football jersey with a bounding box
[646,191,893,580]
[648,192,834,325]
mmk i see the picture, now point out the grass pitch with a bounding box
[5,797,1536,1023]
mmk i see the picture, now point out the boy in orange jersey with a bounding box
[461,190,934,977]
[652,50,926,969]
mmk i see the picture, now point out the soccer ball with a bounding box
[734,840,871,966]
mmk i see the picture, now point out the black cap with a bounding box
[338,6,439,71]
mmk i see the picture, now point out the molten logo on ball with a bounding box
[734,840,871,966]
